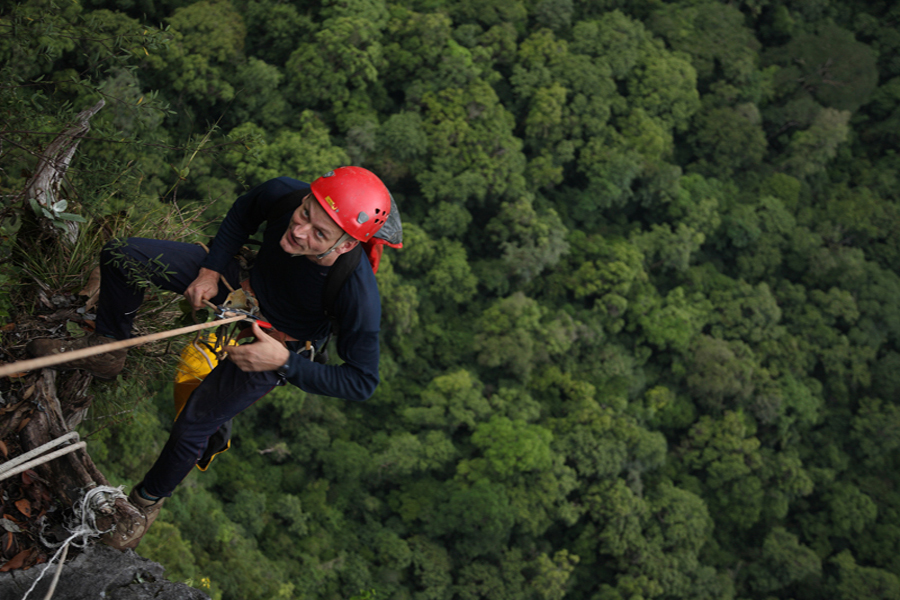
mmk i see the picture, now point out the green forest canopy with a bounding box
[3,0,900,599]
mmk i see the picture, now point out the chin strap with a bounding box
[315,232,353,260]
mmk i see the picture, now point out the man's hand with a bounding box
[225,321,291,372]
[184,267,221,310]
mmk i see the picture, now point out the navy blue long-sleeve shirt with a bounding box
[200,177,381,401]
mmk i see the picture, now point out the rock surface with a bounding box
[0,544,209,600]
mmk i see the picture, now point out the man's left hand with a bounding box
[225,321,291,372]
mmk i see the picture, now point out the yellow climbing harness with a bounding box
[172,331,235,417]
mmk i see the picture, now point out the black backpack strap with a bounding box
[311,244,362,364]
[323,244,363,319]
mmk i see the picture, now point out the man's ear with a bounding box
[334,238,359,255]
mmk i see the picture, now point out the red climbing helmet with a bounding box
[310,166,392,242]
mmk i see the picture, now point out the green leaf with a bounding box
[57,212,87,223]
[66,321,86,338]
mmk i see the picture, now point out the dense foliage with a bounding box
[3,0,900,598]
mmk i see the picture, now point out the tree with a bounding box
[236,0,314,67]
[688,102,767,177]
[532,550,580,600]
[566,233,648,333]
[552,390,667,484]
[624,39,700,133]
[319,438,374,501]
[684,336,756,413]
[566,25,700,219]
[647,1,760,86]
[779,107,852,179]
[0,1,174,213]
[645,482,712,556]
[381,9,454,87]
[217,113,350,215]
[370,429,457,481]
[585,478,649,560]
[826,481,879,539]
[458,415,578,536]
[455,561,517,600]
[666,173,726,237]
[227,58,289,129]
[435,478,516,559]
[872,352,900,402]
[511,26,617,191]
[574,126,646,213]
[628,286,710,353]
[474,292,543,380]
[474,292,576,380]
[677,411,765,531]
[372,111,429,182]
[284,0,389,119]
[466,415,553,479]
[154,0,247,108]
[729,195,799,280]
[828,550,900,600]
[820,184,892,248]
[632,222,705,274]
[402,369,490,434]
[859,75,900,153]
[449,0,527,29]
[570,11,646,79]
[765,24,879,113]
[408,535,454,600]
[416,79,527,207]
[485,194,570,283]
[747,527,821,594]
[632,482,724,599]
[425,238,479,306]
[706,279,784,345]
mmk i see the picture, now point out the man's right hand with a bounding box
[184,267,221,310]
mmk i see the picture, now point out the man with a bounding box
[27,167,402,549]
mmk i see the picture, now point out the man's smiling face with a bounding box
[279,194,344,258]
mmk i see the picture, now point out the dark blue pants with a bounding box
[97,238,280,497]
[96,237,240,339]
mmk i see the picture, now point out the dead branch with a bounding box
[21,99,105,244]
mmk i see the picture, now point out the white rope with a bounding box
[0,433,80,476]
[0,443,87,483]
[41,542,67,600]
[22,485,127,600]
[192,339,217,372]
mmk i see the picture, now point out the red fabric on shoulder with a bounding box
[366,243,384,273]
[363,238,402,274]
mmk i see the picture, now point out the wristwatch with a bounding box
[276,358,291,378]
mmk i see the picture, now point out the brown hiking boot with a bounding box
[26,333,126,379]
[101,487,165,551]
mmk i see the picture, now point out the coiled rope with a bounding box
[21,485,127,600]
[0,434,128,599]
